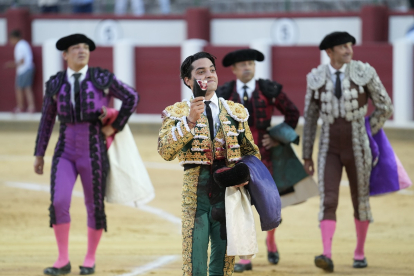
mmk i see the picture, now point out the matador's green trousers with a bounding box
[181,165,235,276]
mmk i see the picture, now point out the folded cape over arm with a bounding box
[241,155,282,231]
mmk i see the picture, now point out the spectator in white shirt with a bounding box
[4,30,36,113]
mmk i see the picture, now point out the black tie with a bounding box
[242,85,249,107]
[73,73,81,120]
[73,73,81,96]
[205,101,215,139]
[335,71,342,99]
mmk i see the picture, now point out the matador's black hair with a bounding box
[180,52,217,89]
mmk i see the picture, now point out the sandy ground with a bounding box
[0,124,413,276]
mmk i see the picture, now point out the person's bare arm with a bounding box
[303,159,315,176]
[34,156,44,175]
[262,134,280,150]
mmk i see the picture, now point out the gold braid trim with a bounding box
[182,166,200,276]
[223,254,235,276]
[219,98,249,122]
[164,100,190,120]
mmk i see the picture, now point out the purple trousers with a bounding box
[49,122,108,230]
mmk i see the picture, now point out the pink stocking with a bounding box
[52,223,70,268]
[238,259,251,265]
[354,218,369,260]
[266,229,277,253]
[320,220,336,259]
[83,227,103,267]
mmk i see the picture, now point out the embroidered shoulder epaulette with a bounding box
[163,100,191,120]
[307,64,327,90]
[219,98,249,122]
[216,80,235,100]
[90,67,115,90]
[45,71,65,97]
[258,78,283,99]
[349,60,375,86]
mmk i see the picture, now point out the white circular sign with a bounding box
[95,19,122,45]
[271,18,299,45]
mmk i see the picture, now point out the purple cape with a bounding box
[242,155,282,231]
[365,117,412,195]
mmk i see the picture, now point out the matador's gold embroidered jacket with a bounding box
[158,97,260,165]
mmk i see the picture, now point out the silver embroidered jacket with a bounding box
[302,60,394,160]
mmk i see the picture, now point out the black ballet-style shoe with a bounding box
[314,255,334,272]
[268,251,280,264]
[265,239,279,264]
[233,262,252,273]
[43,262,71,275]
[353,258,368,268]
[79,265,95,275]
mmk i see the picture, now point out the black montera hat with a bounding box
[56,34,96,51]
[222,49,264,67]
[319,32,356,50]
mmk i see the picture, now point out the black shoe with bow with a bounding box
[233,262,252,273]
[79,265,95,275]
[268,251,280,264]
[314,255,334,272]
[43,262,71,275]
[353,258,368,268]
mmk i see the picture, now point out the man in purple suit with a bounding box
[33,34,138,275]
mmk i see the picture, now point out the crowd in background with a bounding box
[0,0,411,15]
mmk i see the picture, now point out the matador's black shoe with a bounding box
[79,265,95,275]
[43,262,71,275]
[353,258,368,268]
[268,251,280,264]
[314,255,334,272]
[233,262,252,273]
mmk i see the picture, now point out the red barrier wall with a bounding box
[271,44,393,116]
[353,43,393,98]
[134,47,181,114]
[0,46,18,112]
[32,46,43,111]
[353,44,393,116]
[89,47,113,71]
[204,45,247,86]
[0,46,112,112]
[0,44,395,116]
[0,45,43,112]
[272,46,321,115]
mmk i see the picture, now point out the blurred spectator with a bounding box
[4,30,36,113]
[115,0,170,16]
[38,0,59,13]
[410,0,414,9]
[70,0,93,13]
[406,24,414,41]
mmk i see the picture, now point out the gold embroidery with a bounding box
[158,118,193,161]
[214,127,227,160]
[160,99,259,166]
[223,254,235,276]
[182,166,200,276]
[165,101,190,119]
[243,121,254,143]
[227,101,248,121]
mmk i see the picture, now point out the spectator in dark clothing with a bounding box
[70,0,93,13]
